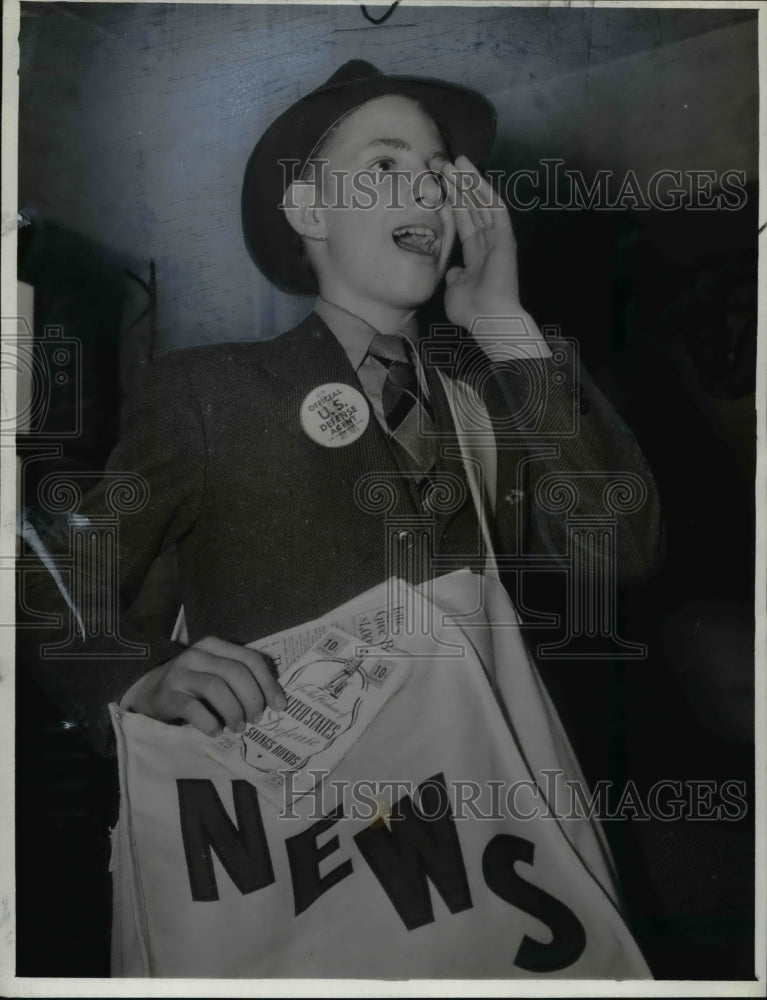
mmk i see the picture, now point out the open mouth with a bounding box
[391,225,439,257]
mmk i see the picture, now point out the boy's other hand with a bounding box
[122,636,288,737]
[430,154,536,334]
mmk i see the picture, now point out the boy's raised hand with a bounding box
[123,636,287,737]
[429,154,534,333]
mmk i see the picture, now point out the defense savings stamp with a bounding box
[300,382,370,447]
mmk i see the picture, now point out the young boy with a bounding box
[19,60,661,977]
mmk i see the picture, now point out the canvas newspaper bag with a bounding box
[109,568,651,979]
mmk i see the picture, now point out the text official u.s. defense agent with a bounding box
[18,61,661,759]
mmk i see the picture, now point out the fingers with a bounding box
[164,691,225,738]
[461,157,517,261]
[458,155,507,214]
[138,636,289,737]
[434,163,486,269]
[434,157,486,237]
[430,156,505,271]
[432,156,492,217]
[200,654,268,723]
[194,636,287,713]
[456,156,497,232]
[167,673,246,733]
[431,155,512,246]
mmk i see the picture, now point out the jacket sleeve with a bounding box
[16,351,205,755]
[485,339,663,588]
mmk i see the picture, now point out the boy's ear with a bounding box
[282,181,328,242]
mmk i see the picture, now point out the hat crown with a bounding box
[324,60,381,89]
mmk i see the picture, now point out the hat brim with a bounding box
[242,73,496,295]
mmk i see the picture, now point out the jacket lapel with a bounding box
[269,313,420,517]
[421,349,480,544]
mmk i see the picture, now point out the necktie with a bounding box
[369,332,436,477]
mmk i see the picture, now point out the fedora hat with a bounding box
[241,60,496,295]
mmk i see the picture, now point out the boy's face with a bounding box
[313,95,457,313]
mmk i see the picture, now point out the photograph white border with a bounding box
[1,1,764,995]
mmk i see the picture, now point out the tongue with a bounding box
[393,233,434,256]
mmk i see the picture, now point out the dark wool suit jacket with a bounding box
[18,311,662,754]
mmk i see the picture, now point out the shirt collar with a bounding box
[314,296,418,373]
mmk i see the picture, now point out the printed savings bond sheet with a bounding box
[202,626,409,806]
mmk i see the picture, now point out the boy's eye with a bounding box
[370,157,397,173]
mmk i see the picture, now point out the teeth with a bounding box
[392,224,439,257]
[392,225,436,238]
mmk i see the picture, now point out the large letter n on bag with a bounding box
[177,779,275,901]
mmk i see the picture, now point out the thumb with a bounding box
[444,266,463,287]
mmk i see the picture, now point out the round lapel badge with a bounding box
[300,382,370,448]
